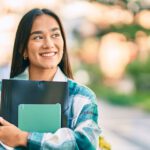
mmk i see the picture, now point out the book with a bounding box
[0,79,68,127]
[18,104,61,133]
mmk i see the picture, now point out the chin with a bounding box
[41,62,58,70]
[49,66,56,69]
[45,65,57,70]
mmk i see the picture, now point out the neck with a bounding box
[28,66,58,81]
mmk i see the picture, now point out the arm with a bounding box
[27,94,101,150]
[0,92,101,149]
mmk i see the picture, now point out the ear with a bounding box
[23,50,28,60]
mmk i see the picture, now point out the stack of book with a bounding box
[0,79,68,133]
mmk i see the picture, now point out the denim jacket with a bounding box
[0,68,101,150]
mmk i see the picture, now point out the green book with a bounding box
[18,104,61,133]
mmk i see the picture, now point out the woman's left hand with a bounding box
[0,117,28,147]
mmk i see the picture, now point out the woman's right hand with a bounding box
[0,117,29,147]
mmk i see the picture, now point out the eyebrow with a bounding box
[30,27,60,35]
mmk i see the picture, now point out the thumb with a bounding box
[0,117,12,126]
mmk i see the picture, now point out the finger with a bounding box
[0,117,11,126]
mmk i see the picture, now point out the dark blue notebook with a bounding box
[0,79,68,127]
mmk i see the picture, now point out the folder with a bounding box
[0,79,68,127]
[18,104,61,133]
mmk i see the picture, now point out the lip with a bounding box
[39,51,57,57]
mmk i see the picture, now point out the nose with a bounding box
[43,37,54,49]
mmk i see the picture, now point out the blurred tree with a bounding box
[89,0,150,13]
[96,24,150,40]
[126,57,150,91]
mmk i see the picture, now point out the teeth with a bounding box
[41,52,56,57]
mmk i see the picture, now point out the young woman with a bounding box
[0,8,101,150]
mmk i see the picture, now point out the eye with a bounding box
[51,33,61,38]
[33,35,43,40]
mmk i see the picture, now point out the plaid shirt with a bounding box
[0,68,101,150]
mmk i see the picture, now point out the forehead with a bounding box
[31,14,60,31]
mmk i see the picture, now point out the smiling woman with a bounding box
[0,8,101,150]
[24,14,64,80]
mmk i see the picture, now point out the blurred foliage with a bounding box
[110,25,150,39]
[93,0,149,13]
[96,24,150,40]
[126,57,150,91]
[81,63,102,85]
[82,1,150,112]
[125,57,150,111]
[81,57,150,112]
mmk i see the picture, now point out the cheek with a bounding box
[56,39,64,56]
[59,43,64,58]
[28,51,37,59]
[58,37,64,50]
[28,42,39,51]
[27,49,38,63]
[27,43,40,56]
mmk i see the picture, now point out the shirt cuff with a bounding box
[27,132,44,150]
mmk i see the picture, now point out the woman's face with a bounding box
[25,14,64,70]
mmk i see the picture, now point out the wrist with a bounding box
[18,131,29,147]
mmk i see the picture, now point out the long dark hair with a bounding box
[10,8,73,79]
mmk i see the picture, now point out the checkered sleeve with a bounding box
[27,88,101,150]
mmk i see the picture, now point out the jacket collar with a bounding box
[53,67,67,82]
[15,67,67,82]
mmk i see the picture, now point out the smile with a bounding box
[40,52,57,57]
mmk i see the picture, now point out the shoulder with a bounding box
[68,79,97,104]
[12,72,28,80]
[0,71,28,91]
